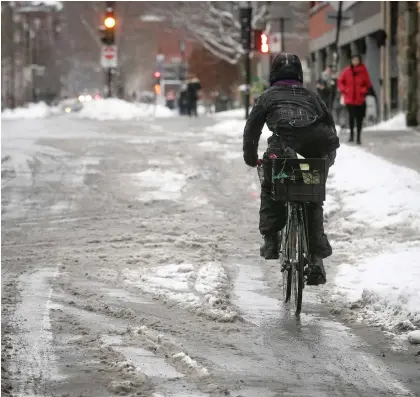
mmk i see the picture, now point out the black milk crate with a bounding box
[271,158,327,202]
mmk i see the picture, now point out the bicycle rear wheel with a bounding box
[280,230,292,302]
[289,206,304,316]
[294,217,305,315]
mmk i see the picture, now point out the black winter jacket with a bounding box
[243,85,340,165]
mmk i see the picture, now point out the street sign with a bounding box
[269,32,282,53]
[326,11,353,27]
[101,45,118,68]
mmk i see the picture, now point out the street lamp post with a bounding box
[239,1,252,120]
[330,1,343,114]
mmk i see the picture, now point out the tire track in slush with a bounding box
[8,266,63,396]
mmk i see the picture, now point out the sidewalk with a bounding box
[342,127,420,174]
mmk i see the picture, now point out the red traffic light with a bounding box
[254,30,270,53]
[154,71,161,78]
[261,33,269,53]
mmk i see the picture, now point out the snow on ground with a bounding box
[130,169,187,201]
[1,102,57,120]
[408,330,420,344]
[332,246,420,332]
[364,112,409,132]
[329,144,420,230]
[79,98,175,121]
[212,108,249,119]
[328,144,420,337]
[123,262,237,322]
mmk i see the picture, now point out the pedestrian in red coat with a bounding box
[338,54,372,144]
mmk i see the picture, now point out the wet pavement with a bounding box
[2,114,420,397]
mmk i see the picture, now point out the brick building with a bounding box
[309,1,391,119]
[309,1,419,123]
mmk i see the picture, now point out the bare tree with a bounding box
[144,1,270,64]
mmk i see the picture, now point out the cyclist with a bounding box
[243,53,340,286]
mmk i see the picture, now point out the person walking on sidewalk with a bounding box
[338,54,372,144]
[186,74,202,117]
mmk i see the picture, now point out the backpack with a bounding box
[267,87,339,157]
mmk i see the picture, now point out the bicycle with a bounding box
[257,156,327,316]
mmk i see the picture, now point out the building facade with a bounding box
[308,1,400,121]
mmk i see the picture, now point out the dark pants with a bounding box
[188,99,198,117]
[347,104,365,141]
[259,150,332,259]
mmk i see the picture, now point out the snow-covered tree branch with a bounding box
[145,1,271,64]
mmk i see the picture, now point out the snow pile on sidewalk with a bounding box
[333,246,420,332]
[130,169,187,201]
[328,144,420,230]
[79,98,175,121]
[123,262,237,322]
[328,145,420,336]
[205,118,271,154]
[212,108,249,119]
[365,112,408,132]
[1,102,55,120]
[205,120,243,137]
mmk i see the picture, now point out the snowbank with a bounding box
[79,98,175,121]
[1,102,55,120]
[364,112,408,132]
[130,169,187,201]
[329,145,420,336]
[333,247,420,332]
[329,144,420,230]
[212,108,249,119]
[123,262,237,321]
[205,119,243,137]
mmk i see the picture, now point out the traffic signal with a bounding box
[254,30,270,53]
[154,71,161,84]
[101,2,116,45]
[153,72,161,95]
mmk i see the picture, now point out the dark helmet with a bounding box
[269,53,303,85]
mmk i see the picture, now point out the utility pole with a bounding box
[329,1,343,114]
[100,1,116,98]
[280,17,286,52]
[406,1,418,127]
[239,2,252,120]
[10,5,16,109]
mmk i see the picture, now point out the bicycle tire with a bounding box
[281,229,292,302]
[294,211,305,315]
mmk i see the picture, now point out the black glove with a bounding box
[243,150,258,167]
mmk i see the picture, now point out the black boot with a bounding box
[306,256,327,286]
[348,132,354,142]
[357,131,362,145]
[260,234,279,260]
